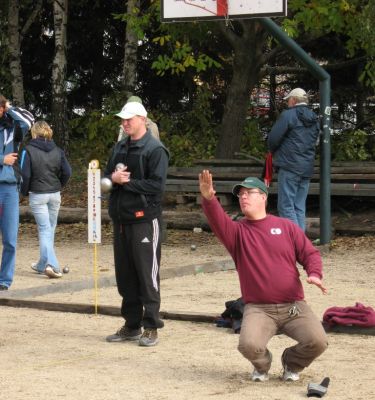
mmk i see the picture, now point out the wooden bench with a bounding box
[166,159,375,204]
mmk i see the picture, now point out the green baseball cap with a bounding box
[232,177,268,196]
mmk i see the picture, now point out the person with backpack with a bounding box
[0,94,34,290]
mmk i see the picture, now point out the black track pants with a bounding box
[113,219,164,329]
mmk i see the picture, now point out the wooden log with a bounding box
[1,298,373,334]
[0,298,121,316]
[0,298,218,323]
[19,206,112,224]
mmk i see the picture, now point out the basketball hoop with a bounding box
[161,0,287,23]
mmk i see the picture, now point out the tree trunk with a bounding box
[122,0,139,98]
[215,21,268,159]
[51,0,69,151]
[90,27,105,110]
[8,0,25,106]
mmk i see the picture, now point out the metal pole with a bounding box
[319,79,331,244]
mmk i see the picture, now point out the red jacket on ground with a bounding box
[323,303,375,327]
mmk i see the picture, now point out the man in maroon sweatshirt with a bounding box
[199,170,328,382]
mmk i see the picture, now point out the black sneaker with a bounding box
[106,326,142,342]
[139,328,158,347]
[0,284,8,291]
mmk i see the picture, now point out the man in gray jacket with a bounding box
[267,88,320,231]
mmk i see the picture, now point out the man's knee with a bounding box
[305,336,328,357]
[238,339,264,360]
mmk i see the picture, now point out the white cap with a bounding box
[116,102,147,119]
[283,88,307,100]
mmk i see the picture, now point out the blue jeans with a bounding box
[0,184,19,288]
[29,192,61,272]
[277,169,310,231]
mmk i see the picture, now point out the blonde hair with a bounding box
[31,120,53,140]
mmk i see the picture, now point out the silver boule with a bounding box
[190,244,197,251]
[63,266,70,274]
[100,177,113,193]
[115,163,126,171]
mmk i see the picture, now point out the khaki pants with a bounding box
[238,301,328,373]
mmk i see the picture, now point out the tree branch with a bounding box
[262,56,369,75]
[20,0,43,39]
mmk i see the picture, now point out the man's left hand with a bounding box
[307,276,328,295]
[111,168,130,185]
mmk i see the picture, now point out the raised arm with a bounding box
[199,169,216,200]
[199,170,239,255]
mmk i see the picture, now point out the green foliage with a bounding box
[114,1,222,77]
[113,1,154,40]
[157,86,218,166]
[240,119,268,160]
[151,37,221,76]
[286,0,375,88]
[69,111,119,170]
[68,87,218,169]
[331,129,370,161]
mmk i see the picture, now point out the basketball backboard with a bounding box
[161,0,287,22]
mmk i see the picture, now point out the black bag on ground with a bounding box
[217,297,244,334]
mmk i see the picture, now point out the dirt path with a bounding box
[1,226,375,399]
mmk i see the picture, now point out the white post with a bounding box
[88,159,101,314]
[88,159,101,244]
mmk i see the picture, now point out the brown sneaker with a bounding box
[139,328,158,347]
[106,325,142,342]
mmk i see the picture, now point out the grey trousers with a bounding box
[238,301,328,373]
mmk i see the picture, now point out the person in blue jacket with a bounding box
[0,94,34,290]
[20,120,71,279]
[267,88,320,231]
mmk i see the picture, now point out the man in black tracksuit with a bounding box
[105,101,169,347]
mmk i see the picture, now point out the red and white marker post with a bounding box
[87,159,101,314]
